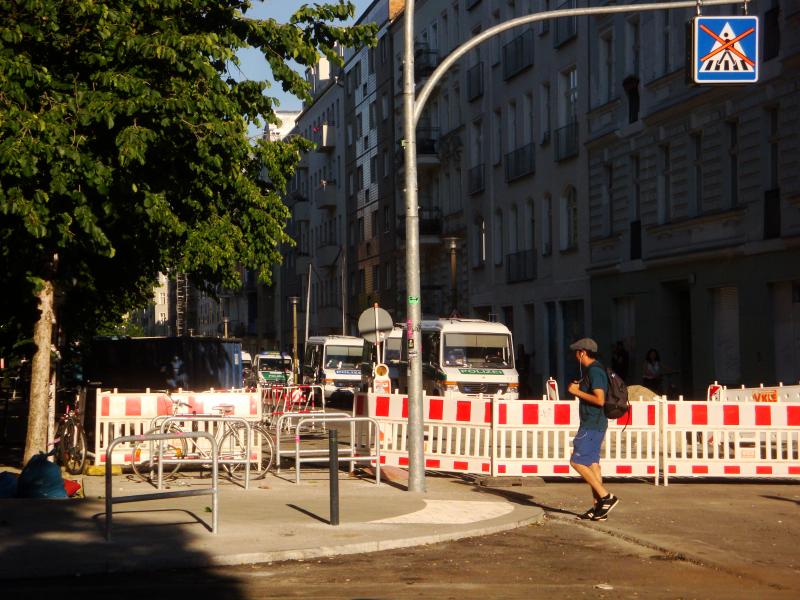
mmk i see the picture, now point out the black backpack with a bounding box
[588,363,630,419]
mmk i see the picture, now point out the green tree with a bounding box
[0,0,376,463]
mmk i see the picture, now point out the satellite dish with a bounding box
[357,305,394,343]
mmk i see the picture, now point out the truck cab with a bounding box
[415,318,518,399]
[302,335,365,401]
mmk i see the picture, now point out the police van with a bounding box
[415,318,519,399]
[302,335,365,401]
[253,351,293,386]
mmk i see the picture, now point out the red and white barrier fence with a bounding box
[707,381,800,403]
[353,391,799,483]
[661,400,800,484]
[94,388,261,465]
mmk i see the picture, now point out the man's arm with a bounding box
[567,383,606,407]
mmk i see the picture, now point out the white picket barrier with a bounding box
[354,392,660,481]
[492,398,660,482]
[353,392,494,474]
[707,381,800,403]
[661,400,800,484]
[94,388,262,466]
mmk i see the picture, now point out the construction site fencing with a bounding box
[354,391,799,483]
[274,411,352,472]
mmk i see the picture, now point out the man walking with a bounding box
[567,338,619,521]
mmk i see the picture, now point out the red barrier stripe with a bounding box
[376,396,390,417]
[522,465,538,474]
[723,405,740,426]
[668,403,676,425]
[692,465,709,474]
[755,405,771,427]
[482,463,490,472]
[692,404,708,425]
[647,404,656,426]
[616,465,632,474]
[668,465,676,474]
[484,401,492,423]
[499,403,507,425]
[788,407,800,427]
[789,466,800,475]
[454,461,469,470]
[429,399,443,420]
[498,464,507,474]
[399,456,409,466]
[101,396,110,417]
[380,456,387,464]
[125,396,141,417]
[647,465,655,474]
[402,397,408,418]
[425,459,441,468]
[522,404,538,425]
[724,466,740,474]
[554,404,571,425]
[456,401,471,422]
[756,465,772,475]
[553,465,570,474]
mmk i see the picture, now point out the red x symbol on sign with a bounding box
[699,24,755,67]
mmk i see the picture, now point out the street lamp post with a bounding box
[289,296,299,379]
[442,237,460,317]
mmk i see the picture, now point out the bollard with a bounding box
[329,428,339,526]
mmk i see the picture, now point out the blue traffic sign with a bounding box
[692,16,759,84]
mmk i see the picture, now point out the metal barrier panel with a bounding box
[94,389,262,465]
[492,399,660,482]
[661,400,800,484]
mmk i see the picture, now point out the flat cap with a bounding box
[569,338,598,352]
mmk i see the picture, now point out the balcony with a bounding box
[316,232,340,267]
[315,179,337,209]
[503,30,535,81]
[506,249,537,284]
[467,62,484,101]
[314,123,335,152]
[554,0,577,47]
[396,208,443,244]
[414,44,439,79]
[468,164,485,195]
[292,198,310,222]
[417,127,440,169]
[505,142,536,182]
[554,122,578,161]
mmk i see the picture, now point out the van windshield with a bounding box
[259,357,291,371]
[325,345,362,369]
[385,338,402,362]
[443,333,514,369]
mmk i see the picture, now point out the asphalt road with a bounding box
[6,505,796,600]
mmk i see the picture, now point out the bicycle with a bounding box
[51,402,87,475]
[130,393,274,482]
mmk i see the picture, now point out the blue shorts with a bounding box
[571,428,605,466]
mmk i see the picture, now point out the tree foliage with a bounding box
[0,0,376,354]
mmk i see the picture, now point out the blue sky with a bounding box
[234,0,374,112]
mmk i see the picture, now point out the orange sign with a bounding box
[752,390,778,403]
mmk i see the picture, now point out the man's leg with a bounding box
[590,462,603,500]
[570,460,609,500]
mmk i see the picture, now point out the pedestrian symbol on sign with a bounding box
[692,16,759,84]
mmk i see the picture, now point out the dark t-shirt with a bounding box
[579,361,609,431]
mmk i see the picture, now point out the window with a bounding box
[372,265,380,291]
[559,67,578,126]
[506,100,517,152]
[523,92,534,145]
[471,119,483,166]
[358,269,365,293]
[660,10,671,75]
[604,164,614,235]
[383,150,390,178]
[370,156,377,183]
[473,217,487,266]
[626,16,640,79]
[658,144,672,224]
[509,206,519,253]
[371,209,379,238]
[369,101,376,128]
[355,113,363,140]
[690,132,702,216]
[492,108,502,164]
[356,165,363,192]
[542,194,553,255]
[727,121,739,207]
[540,83,551,142]
[368,46,375,74]
[561,187,578,250]
[381,93,389,121]
[358,216,364,241]
[599,30,614,104]
[492,210,503,266]
[384,206,390,232]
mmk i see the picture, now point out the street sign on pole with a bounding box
[691,15,759,84]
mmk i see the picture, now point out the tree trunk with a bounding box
[23,279,55,465]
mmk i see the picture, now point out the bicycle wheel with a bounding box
[60,419,87,475]
[131,425,187,482]
[222,424,274,480]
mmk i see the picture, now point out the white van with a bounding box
[253,351,293,386]
[302,335,365,400]
[416,318,519,399]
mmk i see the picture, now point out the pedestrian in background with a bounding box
[567,338,619,521]
[642,348,663,394]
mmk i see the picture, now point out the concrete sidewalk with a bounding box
[0,468,544,579]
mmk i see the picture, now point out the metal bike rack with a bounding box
[155,416,252,490]
[105,432,218,542]
[274,412,352,473]
[292,415,382,485]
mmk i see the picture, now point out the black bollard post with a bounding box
[329,428,340,526]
